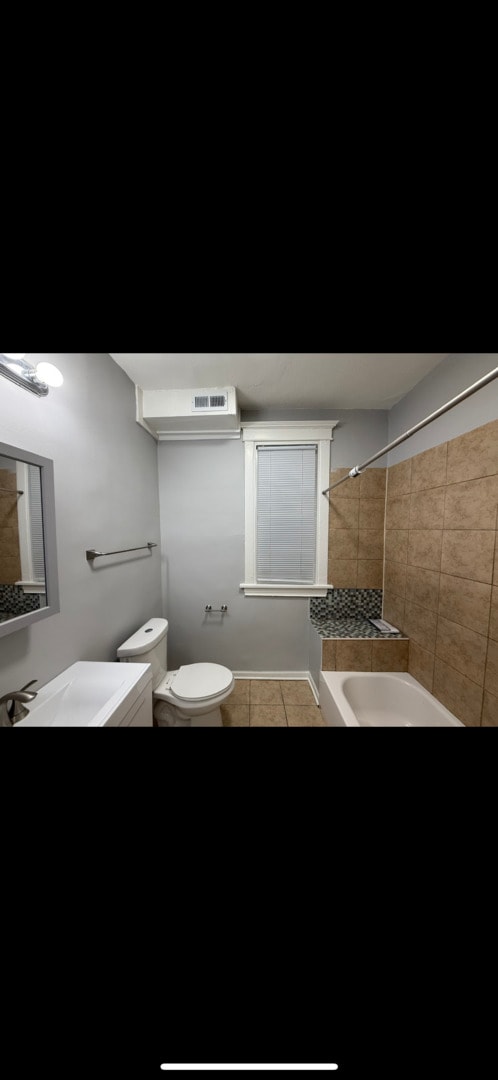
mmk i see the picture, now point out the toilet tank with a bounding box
[117,618,168,690]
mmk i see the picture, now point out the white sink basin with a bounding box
[15,661,152,726]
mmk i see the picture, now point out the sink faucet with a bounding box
[0,680,38,725]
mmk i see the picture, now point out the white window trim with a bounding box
[240,422,337,597]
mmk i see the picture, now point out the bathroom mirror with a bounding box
[0,441,59,638]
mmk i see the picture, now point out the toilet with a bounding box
[117,617,234,727]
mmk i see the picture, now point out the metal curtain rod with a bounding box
[86,541,157,562]
[322,366,498,495]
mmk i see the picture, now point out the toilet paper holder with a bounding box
[205,604,228,613]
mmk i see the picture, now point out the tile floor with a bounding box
[221,679,327,727]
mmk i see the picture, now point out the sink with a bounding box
[15,661,153,726]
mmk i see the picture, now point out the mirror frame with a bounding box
[0,440,60,638]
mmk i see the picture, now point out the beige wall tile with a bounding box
[280,681,316,705]
[329,469,359,498]
[250,680,283,704]
[384,529,409,564]
[408,641,435,692]
[286,705,327,727]
[371,639,408,671]
[358,529,384,560]
[357,560,383,587]
[485,639,498,696]
[384,559,407,597]
[328,558,357,587]
[446,418,498,484]
[403,601,438,651]
[383,592,405,632]
[359,468,386,499]
[440,530,495,583]
[328,497,359,529]
[385,495,410,530]
[436,615,488,685]
[433,658,483,726]
[405,565,440,612]
[438,574,491,636]
[482,691,498,727]
[490,586,498,641]
[329,530,359,559]
[322,640,336,670]
[407,530,443,571]
[359,499,385,529]
[250,705,287,726]
[410,442,448,492]
[335,639,372,671]
[221,704,250,727]
[387,458,412,496]
[409,488,445,529]
[443,475,498,530]
[0,555,22,582]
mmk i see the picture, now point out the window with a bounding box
[241,422,337,596]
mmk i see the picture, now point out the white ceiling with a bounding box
[109,354,449,411]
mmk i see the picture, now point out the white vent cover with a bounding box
[192,390,229,412]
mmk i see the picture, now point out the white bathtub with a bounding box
[319,670,464,727]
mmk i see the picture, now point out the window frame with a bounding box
[240,422,337,597]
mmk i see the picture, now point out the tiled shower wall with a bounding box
[327,467,386,587]
[0,469,21,584]
[383,418,498,727]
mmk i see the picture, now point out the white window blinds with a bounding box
[28,464,45,582]
[256,445,317,583]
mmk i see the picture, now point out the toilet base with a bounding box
[154,701,223,727]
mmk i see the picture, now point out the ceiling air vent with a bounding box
[192,390,229,412]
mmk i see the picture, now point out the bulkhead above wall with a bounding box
[136,386,241,440]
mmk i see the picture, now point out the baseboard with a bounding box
[308,672,319,704]
[232,670,310,680]
[232,670,320,705]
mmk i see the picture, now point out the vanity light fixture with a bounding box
[0,354,64,396]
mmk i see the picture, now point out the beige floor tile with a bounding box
[221,704,250,727]
[286,705,327,727]
[227,679,250,703]
[250,680,283,704]
[279,680,315,705]
[250,705,287,726]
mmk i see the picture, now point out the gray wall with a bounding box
[158,438,311,672]
[0,354,162,696]
[387,353,498,464]
[158,408,388,673]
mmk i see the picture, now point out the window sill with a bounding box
[240,583,329,597]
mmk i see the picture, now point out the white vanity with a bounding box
[15,661,153,727]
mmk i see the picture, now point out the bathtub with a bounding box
[319,670,464,727]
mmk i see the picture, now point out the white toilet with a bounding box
[117,617,234,727]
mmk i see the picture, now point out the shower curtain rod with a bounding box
[322,366,498,496]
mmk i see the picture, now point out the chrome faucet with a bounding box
[0,680,38,725]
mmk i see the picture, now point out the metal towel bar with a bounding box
[0,487,23,495]
[86,542,157,562]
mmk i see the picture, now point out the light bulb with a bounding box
[35,362,64,387]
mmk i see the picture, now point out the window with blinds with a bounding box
[256,445,317,583]
[28,464,46,582]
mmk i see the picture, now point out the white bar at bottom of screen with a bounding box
[160,1068,339,1072]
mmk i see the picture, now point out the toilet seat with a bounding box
[170,662,233,702]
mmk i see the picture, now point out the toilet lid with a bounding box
[171,663,233,702]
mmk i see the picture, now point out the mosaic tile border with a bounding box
[0,583,41,618]
[310,588,383,620]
